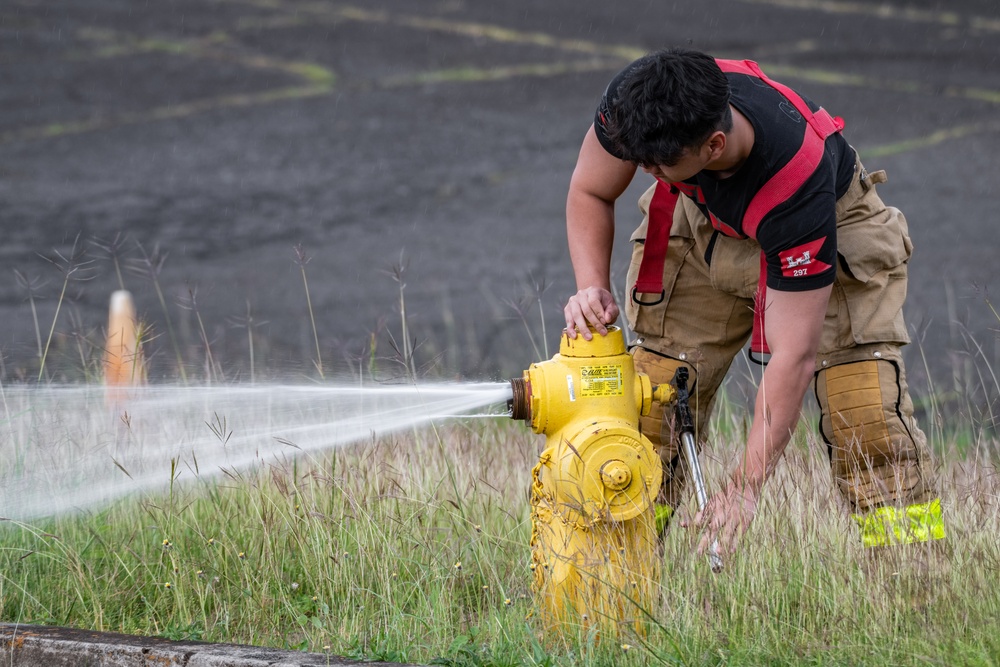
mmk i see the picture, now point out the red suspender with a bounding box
[716,60,844,239]
[630,59,844,358]
[631,182,680,305]
[751,252,770,358]
[717,60,844,356]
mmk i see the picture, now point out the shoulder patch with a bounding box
[779,237,831,278]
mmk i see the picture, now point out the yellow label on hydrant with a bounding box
[580,364,624,397]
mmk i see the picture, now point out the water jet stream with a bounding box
[0,382,513,521]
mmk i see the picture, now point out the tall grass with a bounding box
[2,407,999,665]
[2,234,1000,665]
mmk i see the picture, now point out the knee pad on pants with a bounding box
[815,359,929,512]
[631,347,700,508]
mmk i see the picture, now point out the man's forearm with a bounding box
[732,353,816,495]
[732,285,830,496]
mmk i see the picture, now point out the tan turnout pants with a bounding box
[625,158,936,522]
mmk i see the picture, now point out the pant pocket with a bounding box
[835,188,912,345]
[838,204,912,283]
[625,235,695,337]
[708,234,760,300]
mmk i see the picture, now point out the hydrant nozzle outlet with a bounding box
[652,382,677,406]
[508,377,530,422]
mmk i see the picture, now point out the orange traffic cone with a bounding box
[105,290,145,406]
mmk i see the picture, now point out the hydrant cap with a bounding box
[559,326,626,358]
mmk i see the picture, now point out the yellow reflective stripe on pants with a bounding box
[654,504,674,536]
[853,498,946,547]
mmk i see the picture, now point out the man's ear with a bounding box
[705,131,727,160]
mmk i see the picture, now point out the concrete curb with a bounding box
[1,624,420,666]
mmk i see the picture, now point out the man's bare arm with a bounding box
[564,125,637,339]
[741,284,831,479]
[692,284,832,553]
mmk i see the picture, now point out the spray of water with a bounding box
[0,382,513,521]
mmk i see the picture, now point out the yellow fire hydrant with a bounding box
[508,326,674,632]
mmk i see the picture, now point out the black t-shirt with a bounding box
[595,69,856,292]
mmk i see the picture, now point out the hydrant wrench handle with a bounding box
[672,368,724,574]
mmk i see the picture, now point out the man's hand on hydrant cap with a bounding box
[564,287,620,340]
[681,482,759,555]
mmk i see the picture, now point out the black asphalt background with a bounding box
[2,0,999,392]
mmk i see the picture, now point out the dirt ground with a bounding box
[2,0,999,387]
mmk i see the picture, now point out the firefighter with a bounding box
[562,48,945,554]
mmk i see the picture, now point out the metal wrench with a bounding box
[672,367,724,573]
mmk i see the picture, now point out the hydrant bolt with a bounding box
[600,460,631,491]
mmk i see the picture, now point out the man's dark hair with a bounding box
[601,48,733,167]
